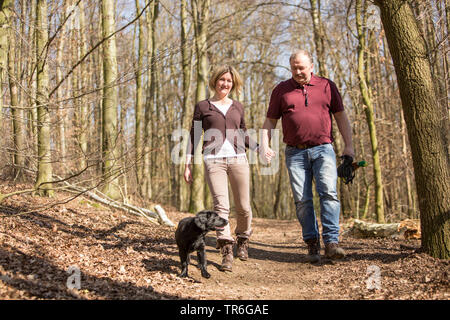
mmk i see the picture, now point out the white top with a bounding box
[212,101,232,116]
[203,101,246,160]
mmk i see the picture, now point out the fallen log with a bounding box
[345,219,420,239]
[63,183,175,227]
[153,205,175,227]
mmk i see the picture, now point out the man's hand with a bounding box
[260,117,278,164]
[342,145,355,159]
[333,111,354,160]
[259,146,276,164]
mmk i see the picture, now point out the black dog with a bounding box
[175,210,228,278]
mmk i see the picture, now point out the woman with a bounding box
[184,65,257,272]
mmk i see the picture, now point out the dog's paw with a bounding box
[180,270,188,278]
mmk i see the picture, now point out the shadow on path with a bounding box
[0,246,181,299]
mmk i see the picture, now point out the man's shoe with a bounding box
[305,238,321,263]
[325,242,346,260]
[217,239,234,272]
[236,237,249,261]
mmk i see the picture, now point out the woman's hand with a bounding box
[184,164,192,184]
[259,145,276,164]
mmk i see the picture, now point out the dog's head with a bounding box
[194,210,228,232]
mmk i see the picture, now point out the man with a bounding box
[261,50,354,263]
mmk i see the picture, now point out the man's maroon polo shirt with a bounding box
[267,74,344,147]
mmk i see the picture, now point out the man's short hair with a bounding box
[289,50,313,64]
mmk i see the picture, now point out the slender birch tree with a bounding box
[0,0,13,126]
[356,0,385,223]
[28,0,38,158]
[101,0,121,199]
[309,0,328,78]
[34,0,53,196]
[135,0,145,191]
[1,0,24,180]
[178,0,193,211]
[142,0,159,199]
[189,0,210,213]
[56,0,68,171]
[7,7,25,181]
[77,0,89,171]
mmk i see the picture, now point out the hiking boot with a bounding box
[325,242,346,260]
[305,238,321,263]
[217,239,234,272]
[236,237,249,261]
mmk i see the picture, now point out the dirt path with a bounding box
[177,218,448,300]
[0,184,448,300]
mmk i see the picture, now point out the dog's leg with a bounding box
[197,246,211,279]
[179,250,189,277]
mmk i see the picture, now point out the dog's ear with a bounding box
[194,211,209,230]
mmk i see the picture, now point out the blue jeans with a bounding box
[285,143,340,244]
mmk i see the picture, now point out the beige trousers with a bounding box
[204,156,253,242]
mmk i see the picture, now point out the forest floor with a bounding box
[0,181,448,300]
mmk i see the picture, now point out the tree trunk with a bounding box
[356,0,385,223]
[329,43,354,219]
[7,12,25,181]
[135,0,145,192]
[356,101,371,220]
[77,0,89,171]
[2,0,25,180]
[56,0,68,174]
[149,2,160,202]
[101,0,121,200]
[189,0,210,213]
[94,13,103,178]
[376,0,450,259]
[34,0,54,197]
[178,0,193,212]
[0,0,14,127]
[309,0,328,78]
[28,0,38,159]
[443,0,450,158]
[400,109,416,218]
[446,0,450,39]
[119,84,128,200]
[141,0,158,200]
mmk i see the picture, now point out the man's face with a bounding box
[290,54,313,85]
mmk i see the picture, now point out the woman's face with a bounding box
[215,72,233,97]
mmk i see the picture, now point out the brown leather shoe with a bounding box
[324,242,345,260]
[236,237,249,261]
[217,239,234,272]
[305,238,321,263]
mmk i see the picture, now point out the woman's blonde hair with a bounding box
[209,65,243,96]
